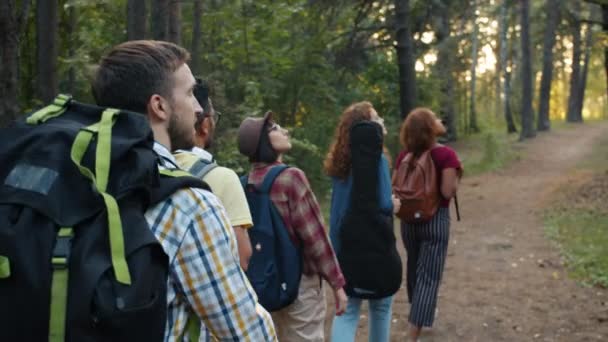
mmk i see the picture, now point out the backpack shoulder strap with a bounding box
[188,158,218,179]
[151,168,211,205]
[259,165,290,193]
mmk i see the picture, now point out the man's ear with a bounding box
[147,94,170,123]
[200,116,211,136]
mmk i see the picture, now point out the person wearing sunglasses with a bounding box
[174,80,253,271]
[238,112,348,342]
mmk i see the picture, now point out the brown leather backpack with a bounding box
[392,150,440,223]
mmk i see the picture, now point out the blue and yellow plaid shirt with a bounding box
[146,143,277,341]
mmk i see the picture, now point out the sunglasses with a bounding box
[268,123,281,132]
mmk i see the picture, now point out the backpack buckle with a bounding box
[52,228,73,269]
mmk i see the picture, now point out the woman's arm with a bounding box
[440,168,460,199]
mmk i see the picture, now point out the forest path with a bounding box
[326,121,608,342]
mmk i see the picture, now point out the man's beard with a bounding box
[168,110,195,151]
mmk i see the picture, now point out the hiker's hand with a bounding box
[334,288,348,316]
[392,194,401,214]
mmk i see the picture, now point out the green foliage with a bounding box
[544,209,608,287]
[543,132,608,287]
[460,131,520,176]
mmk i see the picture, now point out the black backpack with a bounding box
[0,95,207,341]
[337,121,402,299]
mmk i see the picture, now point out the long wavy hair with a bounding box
[399,107,442,159]
[324,101,375,179]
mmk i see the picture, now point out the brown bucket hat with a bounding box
[237,111,273,158]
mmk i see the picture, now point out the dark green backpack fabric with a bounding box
[0,95,206,341]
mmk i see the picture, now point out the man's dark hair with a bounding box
[194,79,210,131]
[92,40,190,114]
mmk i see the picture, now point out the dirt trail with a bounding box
[325,122,608,341]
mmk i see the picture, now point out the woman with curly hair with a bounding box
[325,101,402,342]
[394,108,462,341]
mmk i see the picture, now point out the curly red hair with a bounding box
[399,107,443,158]
[324,101,375,179]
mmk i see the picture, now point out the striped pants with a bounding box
[401,207,450,327]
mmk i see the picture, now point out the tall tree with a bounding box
[66,3,77,94]
[151,0,169,40]
[435,2,457,140]
[191,0,203,74]
[603,5,608,99]
[519,0,535,139]
[395,0,417,118]
[0,0,31,126]
[168,0,181,44]
[499,0,517,133]
[575,24,594,121]
[537,0,560,131]
[469,0,480,133]
[36,0,59,103]
[127,0,147,40]
[567,1,583,123]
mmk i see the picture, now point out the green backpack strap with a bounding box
[181,311,200,342]
[0,255,10,279]
[70,108,131,285]
[26,94,72,125]
[49,227,74,342]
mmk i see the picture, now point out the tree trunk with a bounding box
[395,0,417,119]
[67,4,77,95]
[435,6,457,140]
[519,0,535,140]
[567,1,582,123]
[504,68,518,133]
[496,0,509,118]
[602,5,608,100]
[575,25,594,122]
[191,0,203,74]
[151,0,169,41]
[537,0,560,131]
[499,0,516,132]
[36,0,59,103]
[168,0,181,44]
[127,0,147,40]
[0,0,31,126]
[469,0,480,133]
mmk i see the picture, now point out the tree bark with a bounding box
[191,0,203,74]
[0,0,31,126]
[504,68,518,133]
[168,0,181,44]
[36,0,59,103]
[469,0,480,133]
[127,0,147,40]
[67,4,77,95]
[151,0,169,41]
[575,24,594,122]
[395,0,417,119]
[519,0,535,140]
[603,5,608,100]
[435,4,457,140]
[567,1,583,123]
[537,0,560,131]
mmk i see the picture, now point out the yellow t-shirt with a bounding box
[174,151,253,228]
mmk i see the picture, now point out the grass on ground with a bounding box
[543,127,608,287]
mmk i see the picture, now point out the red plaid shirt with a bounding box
[248,162,346,290]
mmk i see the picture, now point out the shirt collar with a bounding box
[153,142,180,168]
[190,146,214,161]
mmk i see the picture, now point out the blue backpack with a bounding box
[240,165,302,312]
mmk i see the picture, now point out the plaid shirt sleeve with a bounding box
[278,168,346,290]
[149,188,277,341]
